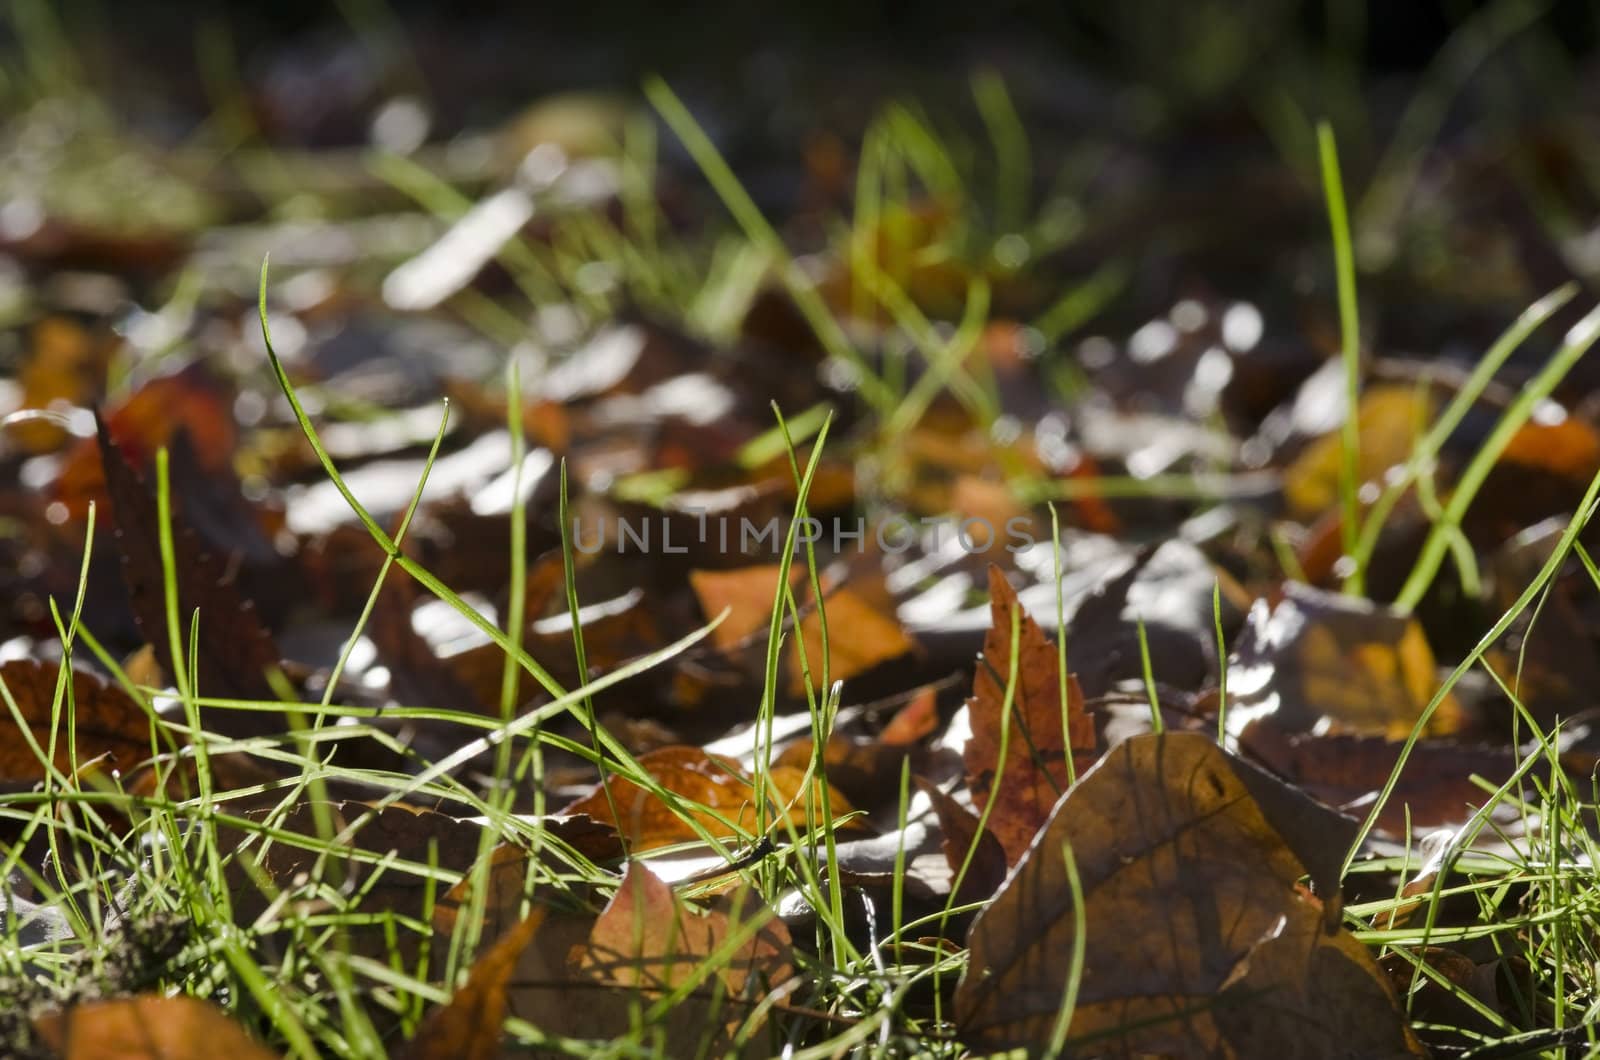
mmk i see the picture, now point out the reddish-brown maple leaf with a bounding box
[962,565,1095,865]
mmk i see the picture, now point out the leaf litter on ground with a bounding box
[5,24,1600,1057]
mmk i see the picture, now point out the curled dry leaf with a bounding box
[878,684,940,745]
[1226,581,1463,739]
[963,565,1096,865]
[956,731,1423,1058]
[561,745,857,852]
[0,658,154,785]
[31,995,280,1060]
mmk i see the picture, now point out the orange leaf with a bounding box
[402,908,548,1060]
[1227,583,1463,739]
[561,745,856,852]
[688,565,804,653]
[787,584,914,696]
[689,565,914,696]
[32,996,280,1060]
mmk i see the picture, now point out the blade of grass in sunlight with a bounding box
[1317,122,1364,595]
[1394,301,1600,611]
[1347,282,1577,585]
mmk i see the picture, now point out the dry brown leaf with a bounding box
[956,732,1422,1057]
[879,685,939,745]
[581,861,791,998]
[1227,582,1463,738]
[915,777,1007,906]
[545,863,791,1056]
[1284,384,1432,517]
[423,863,792,1058]
[688,565,804,652]
[0,659,154,784]
[561,745,856,852]
[962,565,1096,865]
[774,731,912,809]
[96,415,286,737]
[1238,721,1519,837]
[32,995,280,1060]
[402,908,549,1060]
[59,365,238,519]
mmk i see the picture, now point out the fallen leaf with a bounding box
[1284,384,1431,518]
[1211,900,1428,1058]
[15,315,112,452]
[915,777,1007,906]
[773,731,912,810]
[1226,581,1463,739]
[1499,415,1600,480]
[1064,538,1244,698]
[561,745,856,852]
[58,365,238,519]
[688,565,914,696]
[432,819,625,940]
[32,995,280,1060]
[687,564,810,652]
[955,731,1421,1057]
[0,658,154,784]
[580,861,791,1000]
[402,907,550,1060]
[422,862,792,1058]
[962,565,1096,865]
[878,685,940,745]
[96,416,286,738]
[1377,946,1508,1048]
[1238,721,1520,837]
[787,583,915,697]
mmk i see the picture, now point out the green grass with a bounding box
[7,29,1600,1056]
